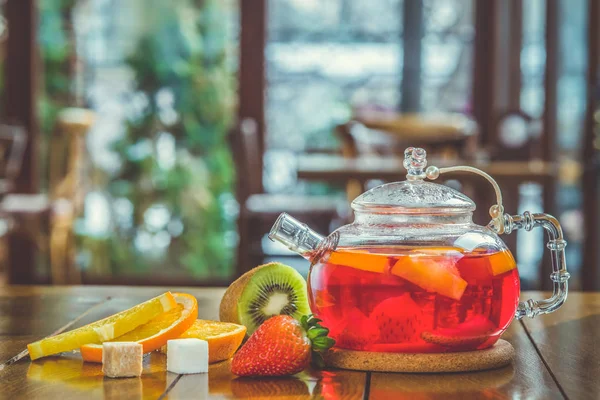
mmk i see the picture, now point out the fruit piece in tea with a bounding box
[487,250,518,276]
[391,256,468,301]
[370,294,424,343]
[309,247,520,353]
[327,250,390,274]
[335,308,379,350]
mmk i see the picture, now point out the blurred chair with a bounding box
[336,112,479,200]
[0,124,46,284]
[47,108,95,284]
[234,118,347,275]
[0,124,27,276]
[0,124,27,196]
[2,109,95,284]
[341,111,478,158]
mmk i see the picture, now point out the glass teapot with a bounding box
[269,147,569,353]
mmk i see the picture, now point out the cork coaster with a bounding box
[324,339,514,373]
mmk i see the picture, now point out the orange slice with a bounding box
[392,257,468,300]
[28,292,177,360]
[80,293,198,363]
[327,250,390,274]
[488,250,517,276]
[159,320,246,364]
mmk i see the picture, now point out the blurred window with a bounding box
[520,0,546,118]
[23,0,591,287]
[265,0,474,192]
[556,0,587,153]
[49,0,241,282]
[266,0,402,153]
[421,0,474,112]
[518,0,587,287]
[555,0,587,287]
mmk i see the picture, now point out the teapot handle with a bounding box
[503,211,570,319]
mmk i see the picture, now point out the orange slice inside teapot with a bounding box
[327,247,469,300]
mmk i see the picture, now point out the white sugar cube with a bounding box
[102,342,143,378]
[167,338,208,374]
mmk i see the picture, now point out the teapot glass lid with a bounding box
[352,180,476,214]
[351,148,476,214]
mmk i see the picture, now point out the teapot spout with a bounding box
[269,213,325,260]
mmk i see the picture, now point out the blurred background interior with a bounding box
[0,0,598,291]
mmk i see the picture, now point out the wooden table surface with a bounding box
[0,286,597,400]
[296,154,556,183]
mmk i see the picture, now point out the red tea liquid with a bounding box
[308,247,520,353]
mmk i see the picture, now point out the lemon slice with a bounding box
[28,292,176,360]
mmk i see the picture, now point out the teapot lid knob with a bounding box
[404,147,428,180]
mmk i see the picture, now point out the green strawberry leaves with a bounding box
[300,314,335,368]
[312,336,336,349]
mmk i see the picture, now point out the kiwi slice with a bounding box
[219,262,311,335]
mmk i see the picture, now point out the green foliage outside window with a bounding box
[105,0,237,278]
[40,0,237,279]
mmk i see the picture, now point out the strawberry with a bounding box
[370,294,424,343]
[231,315,334,377]
[335,308,379,350]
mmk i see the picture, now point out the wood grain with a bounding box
[0,294,106,337]
[0,289,228,399]
[368,320,564,400]
[163,359,367,399]
[0,285,227,300]
[0,287,593,399]
[521,292,600,400]
[0,295,172,399]
[0,287,367,399]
